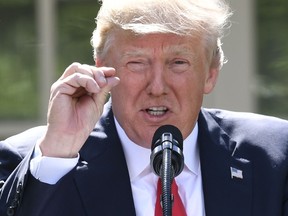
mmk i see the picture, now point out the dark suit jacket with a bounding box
[1,101,288,216]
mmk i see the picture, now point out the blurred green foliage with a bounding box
[0,3,38,120]
[57,1,100,75]
[0,0,100,120]
[257,0,288,118]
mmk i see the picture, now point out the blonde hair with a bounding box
[91,0,232,68]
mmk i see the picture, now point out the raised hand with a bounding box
[39,62,120,158]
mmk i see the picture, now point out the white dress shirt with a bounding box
[115,120,205,216]
[30,119,205,216]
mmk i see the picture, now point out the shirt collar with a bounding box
[114,118,199,181]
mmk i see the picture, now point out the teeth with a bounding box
[147,107,168,116]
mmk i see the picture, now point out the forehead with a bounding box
[109,30,203,57]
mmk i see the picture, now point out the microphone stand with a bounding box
[160,147,173,216]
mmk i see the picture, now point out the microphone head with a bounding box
[150,125,184,177]
[151,125,183,151]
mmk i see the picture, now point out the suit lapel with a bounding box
[198,109,253,216]
[73,103,136,216]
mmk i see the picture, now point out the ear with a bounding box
[203,67,219,94]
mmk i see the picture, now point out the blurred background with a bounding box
[0,0,288,139]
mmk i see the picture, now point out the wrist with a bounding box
[38,133,81,158]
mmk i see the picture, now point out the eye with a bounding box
[126,61,148,73]
[169,59,190,73]
[174,60,186,64]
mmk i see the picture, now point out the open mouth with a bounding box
[146,106,168,116]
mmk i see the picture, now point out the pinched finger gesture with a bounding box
[40,62,120,158]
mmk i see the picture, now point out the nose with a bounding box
[146,65,168,96]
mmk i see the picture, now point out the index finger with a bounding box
[90,66,117,88]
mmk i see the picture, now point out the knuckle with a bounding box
[70,62,81,68]
[63,62,81,75]
[50,82,58,92]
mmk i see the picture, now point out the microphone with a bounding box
[150,125,184,216]
[150,125,184,178]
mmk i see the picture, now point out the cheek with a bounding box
[176,72,206,95]
[173,73,206,112]
[110,72,142,108]
[116,69,147,95]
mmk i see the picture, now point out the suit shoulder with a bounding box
[202,108,288,129]
[201,108,288,146]
[1,126,47,158]
[201,108,288,162]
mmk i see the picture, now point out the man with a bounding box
[1,0,288,215]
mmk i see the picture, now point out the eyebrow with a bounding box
[121,44,197,59]
[121,49,147,58]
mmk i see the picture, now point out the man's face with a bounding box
[100,32,219,148]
